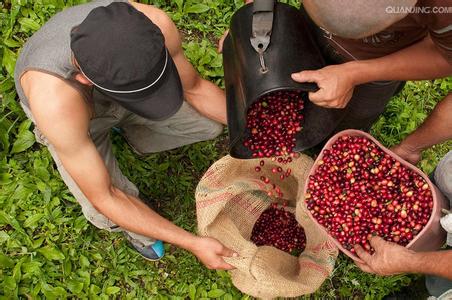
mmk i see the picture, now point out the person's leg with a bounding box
[434,151,452,203]
[121,101,223,155]
[88,91,158,246]
[426,152,452,298]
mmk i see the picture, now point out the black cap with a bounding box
[70,2,183,120]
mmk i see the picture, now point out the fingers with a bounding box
[308,90,326,104]
[389,144,401,153]
[369,236,386,249]
[216,260,236,270]
[219,245,238,258]
[307,89,349,108]
[291,70,322,83]
[355,261,374,273]
[354,244,373,264]
[389,144,421,165]
[212,247,237,270]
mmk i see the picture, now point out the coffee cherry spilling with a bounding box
[256,153,300,198]
[243,90,304,197]
[244,90,304,158]
[306,135,433,254]
[244,91,307,254]
[251,202,306,255]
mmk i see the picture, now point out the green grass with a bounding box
[1,0,451,299]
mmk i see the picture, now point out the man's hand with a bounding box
[190,237,238,270]
[391,143,422,165]
[291,64,356,108]
[354,236,415,276]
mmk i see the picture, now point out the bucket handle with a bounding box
[250,0,275,72]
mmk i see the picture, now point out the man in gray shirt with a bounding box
[15,1,235,267]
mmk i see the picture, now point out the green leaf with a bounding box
[90,284,101,295]
[207,289,225,298]
[185,4,210,14]
[23,213,44,228]
[158,162,170,171]
[1,276,17,293]
[3,38,22,48]
[38,245,65,261]
[188,284,196,300]
[12,258,24,282]
[0,231,10,244]
[18,119,32,133]
[18,17,41,32]
[22,261,43,277]
[2,47,17,76]
[42,284,67,299]
[0,253,14,268]
[105,286,121,295]
[223,293,233,300]
[0,78,15,92]
[11,130,35,154]
[174,0,183,11]
[67,278,84,294]
[80,254,90,268]
[0,210,12,225]
[63,259,72,275]
[0,172,12,185]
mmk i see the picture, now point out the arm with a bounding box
[292,36,452,108]
[354,236,452,280]
[172,45,227,125]
[25,72,234,269]
[392,93,452,164]
[133,3,227,124]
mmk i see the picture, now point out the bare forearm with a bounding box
[185,79,227,124]
[347,36,452,85]
[401,93,452,151]
[406,250,452,280]
[96,187,198,252]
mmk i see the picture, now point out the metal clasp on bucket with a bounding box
[250,0,275,73]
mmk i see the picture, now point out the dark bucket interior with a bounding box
[224,1,346,159]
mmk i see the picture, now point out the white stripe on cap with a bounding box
[78,49,168,94]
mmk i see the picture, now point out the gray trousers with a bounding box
[427,151,452,299]
[22,89,222,244]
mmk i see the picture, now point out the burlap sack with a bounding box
[196,154,338,298]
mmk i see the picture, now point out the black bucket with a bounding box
[224,1,345,159]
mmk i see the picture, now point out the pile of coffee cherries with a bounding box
[251,202,306,255]
[306,135,433,253]
[244,90,304,158]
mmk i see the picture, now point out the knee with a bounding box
[434,152,452,199]
[203,120,223,140]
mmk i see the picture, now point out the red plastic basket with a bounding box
[303,129,448,262]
